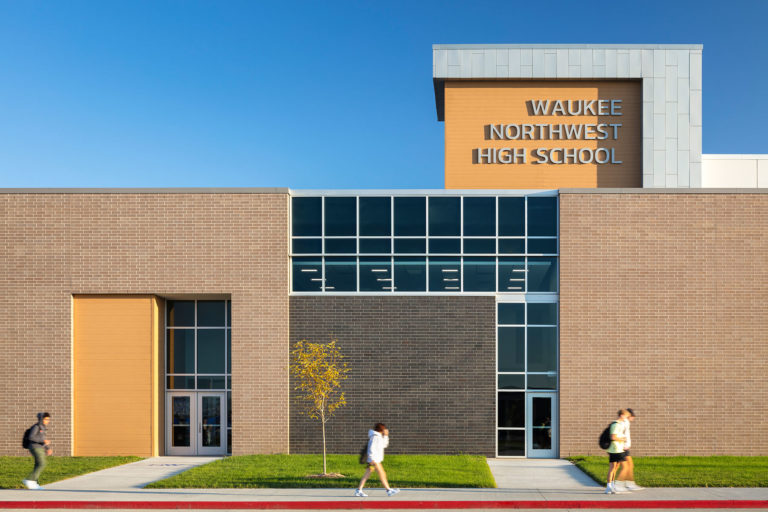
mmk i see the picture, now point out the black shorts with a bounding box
[609,451,627,463]
[624,450,631,457]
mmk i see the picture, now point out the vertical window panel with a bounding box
[359,197,391,236]
[428,197,460,236]
[394,197,426,236]
[527,197,557,236]
[463,197,496,236]
[324,257,357,292]
[428,257,461,292]
[324,197,357,236]
[292,197,322,236]
[394,257,426,291]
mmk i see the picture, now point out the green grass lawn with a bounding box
[0,456,143,489]
[146,454,496,489]
[568,456,768,487]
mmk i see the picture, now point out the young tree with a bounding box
[290,338,349,475]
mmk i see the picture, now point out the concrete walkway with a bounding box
[44,456,221,490]
[487,458,600,490]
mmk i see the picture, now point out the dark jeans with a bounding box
[27,446,47,482]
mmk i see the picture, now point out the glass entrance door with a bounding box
[197,392,227,455]
[166,391,227,455]
[526,393,557,458]
[167,392,196,456]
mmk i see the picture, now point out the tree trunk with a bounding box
[321,410,327,475]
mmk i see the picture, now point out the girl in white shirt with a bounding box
[355,423,400,497]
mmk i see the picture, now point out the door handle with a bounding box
[199,423,202,434]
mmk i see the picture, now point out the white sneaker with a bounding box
[353,489,368,497]
[613,481,630,493]
[626,481,645,490]
[605,484,615,494]
[22,480,34,489]
[386,488,400,496]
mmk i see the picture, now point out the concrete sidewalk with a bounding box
[0,457,765,509]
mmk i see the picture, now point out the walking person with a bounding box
[355,423,400,497]
[615,408,644,491]
[605,409,629,494]
[22,413,52,490]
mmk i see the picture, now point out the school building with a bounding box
[1,44,766,459]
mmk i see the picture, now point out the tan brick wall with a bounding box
[0,192,289,455]
[559,192,768,456]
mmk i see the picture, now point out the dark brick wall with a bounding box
[289,296,496,456]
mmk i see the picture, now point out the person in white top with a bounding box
[354,423,400,497]
[615,408,644,491]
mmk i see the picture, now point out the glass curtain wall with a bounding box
[497,300,558,456]
[291,194,557,293]
[166,299,232,453]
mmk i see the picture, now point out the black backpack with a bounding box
[22,425,34,449]
[598,421,617,450]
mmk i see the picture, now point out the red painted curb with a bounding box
[0,500,767,510]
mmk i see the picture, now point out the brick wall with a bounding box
[289,296,496,456]
[0,192,289,455]
[559,192,768,456]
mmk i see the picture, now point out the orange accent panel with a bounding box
[73,295,159,456]
[444,81,642,189]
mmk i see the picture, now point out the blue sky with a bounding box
[1,0,766,188]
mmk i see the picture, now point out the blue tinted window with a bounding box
[527,327,557,372]
[499,197,525,236]
[498,374,525,390]
[498,258,525,292]
[528,257,557,292]
[429,238,460,254]
[359,197,391,236]
[498,391,524,427]
[359,238,391,254]
[499,239,525,254]
[167,329,194,373]
[463,197,495,236]
[428,197,460,236]
[292,257,322,291]
[394,238,426,254]
[167,376,195,389]
[394,257,426,291]
[360,257,392,291]
[292,197,321,236]
[394,197,426,236]
[527,197,557,236]
[167,300,195,327]
[428,257,460,292]
[325,257,357,291]
[463,257,495,291]
[292,238,322,254]
[198,301,225,327]
[197,329,226,373]
[528,303,557,325]
[527,374,557,390]
[325,197,356,236]
[325,238,356,254]
[463,238,495,254]
[498,327,524,372]
[498,428,524,456]
[498,303,524,325]
[528,238,557,254]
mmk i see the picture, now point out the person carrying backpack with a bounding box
[604,409,629,494]
[22,413,52,490]
[354,423,400,497]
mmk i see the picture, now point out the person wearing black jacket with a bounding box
[23,413,52,490]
